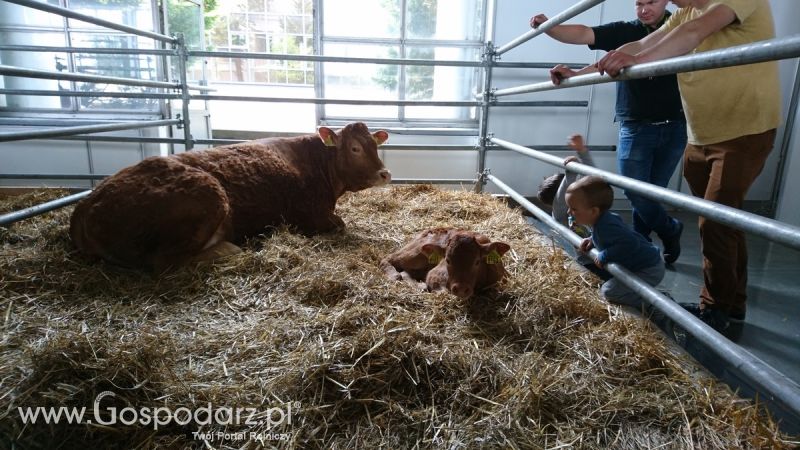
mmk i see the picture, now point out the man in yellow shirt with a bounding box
[594,0,780,334]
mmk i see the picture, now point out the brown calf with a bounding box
[380,228,511,298]
[70,122,391,271]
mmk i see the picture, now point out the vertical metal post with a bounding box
[313,0,325,124]
[398,0,408,123]
[175,33,193,151]
[475,41,495,193]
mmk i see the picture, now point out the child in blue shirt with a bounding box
[537,135,612,281]
[565,175,665,308]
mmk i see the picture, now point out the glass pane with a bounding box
[167,0,204,50]
[285,15,302,34]
[247,13,266,32]
[266,0,296,14]
[65,0,154,32]
[406,0,484,40]
[70,33,159,111]
[248,0,265,12]
[209,16,229,47]
[230,13,246,32]
[0,48,70,110]
[405,46,480,120]
[323,43,398,119]
[323,0,400,39]
[0,0,65,28]
[251,32,268,52]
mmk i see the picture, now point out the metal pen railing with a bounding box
[485,0,800,424]
[0,119,181,143]
[2,0,177,43]
[488,173,800,421]
[1,0,799,424]
[492,137,800,251]
[492,34,800,97]
[494,0,606,55]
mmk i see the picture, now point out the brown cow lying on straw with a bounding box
[380,227,511,298]
[69,122,391,272]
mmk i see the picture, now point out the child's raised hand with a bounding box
[568,134,586,152]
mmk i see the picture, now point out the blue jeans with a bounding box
[618,120,687,239]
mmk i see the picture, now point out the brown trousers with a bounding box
[683,129,777,316]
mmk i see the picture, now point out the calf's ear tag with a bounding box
[428,251,442,265]
[485,249,502,265]
[323,136,336,147]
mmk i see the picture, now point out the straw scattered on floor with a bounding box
[0,185,795,449]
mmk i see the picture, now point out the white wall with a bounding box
[773,7,800,227]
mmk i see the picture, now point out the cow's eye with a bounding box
[474,259,480,266]
[351,146,360,153]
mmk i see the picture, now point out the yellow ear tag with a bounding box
[323,136,335,147]
[485,249,502,265]
[427,251,442,265]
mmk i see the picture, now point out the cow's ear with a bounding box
[483,242,511,257]
[372,130,389,146]
[421,243,444,264]
[318,127,339,147]
[483,241,510,265]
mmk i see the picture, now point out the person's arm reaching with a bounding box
[597,4,738,76]
[530,13,596,45]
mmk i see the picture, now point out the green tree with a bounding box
[167,0,213,50]
[373,0,437,99]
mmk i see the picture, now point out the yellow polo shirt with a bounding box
[662,0,780,145]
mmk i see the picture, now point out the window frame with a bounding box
[0,0,168,119]
[315,0,488,129]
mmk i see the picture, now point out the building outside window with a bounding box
[1,0,487,130]
[197,0,486,132]
[319,0,485,126]
[202,0,314,84]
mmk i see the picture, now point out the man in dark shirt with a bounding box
[532,0,686,264]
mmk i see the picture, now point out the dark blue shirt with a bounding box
[592,211,662,271]
[590,13,684,122]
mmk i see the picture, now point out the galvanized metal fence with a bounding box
[1,0,800,425]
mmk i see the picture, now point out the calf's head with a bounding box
[319,122,391,191]
[422,233,511,298]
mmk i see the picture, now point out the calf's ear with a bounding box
[421,243,445,264]
[372,130,389,146]
[483,241,511,256]
[318,127,339,147]
[482,241,511,265]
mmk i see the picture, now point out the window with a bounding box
[205,0,314,84]
[321,0,486,126]
[0,0,162,114]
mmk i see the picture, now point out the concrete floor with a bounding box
[528,209,800,434]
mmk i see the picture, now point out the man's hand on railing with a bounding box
[549,64,576,85]
[597,50,639,77]
[530,14,548,29]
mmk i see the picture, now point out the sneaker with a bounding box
[678,302,730,332]
[662,220,683,264]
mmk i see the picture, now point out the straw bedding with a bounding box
[0,185,795,449]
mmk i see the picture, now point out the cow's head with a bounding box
[422,233,511,298]
[319,122,391,191]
